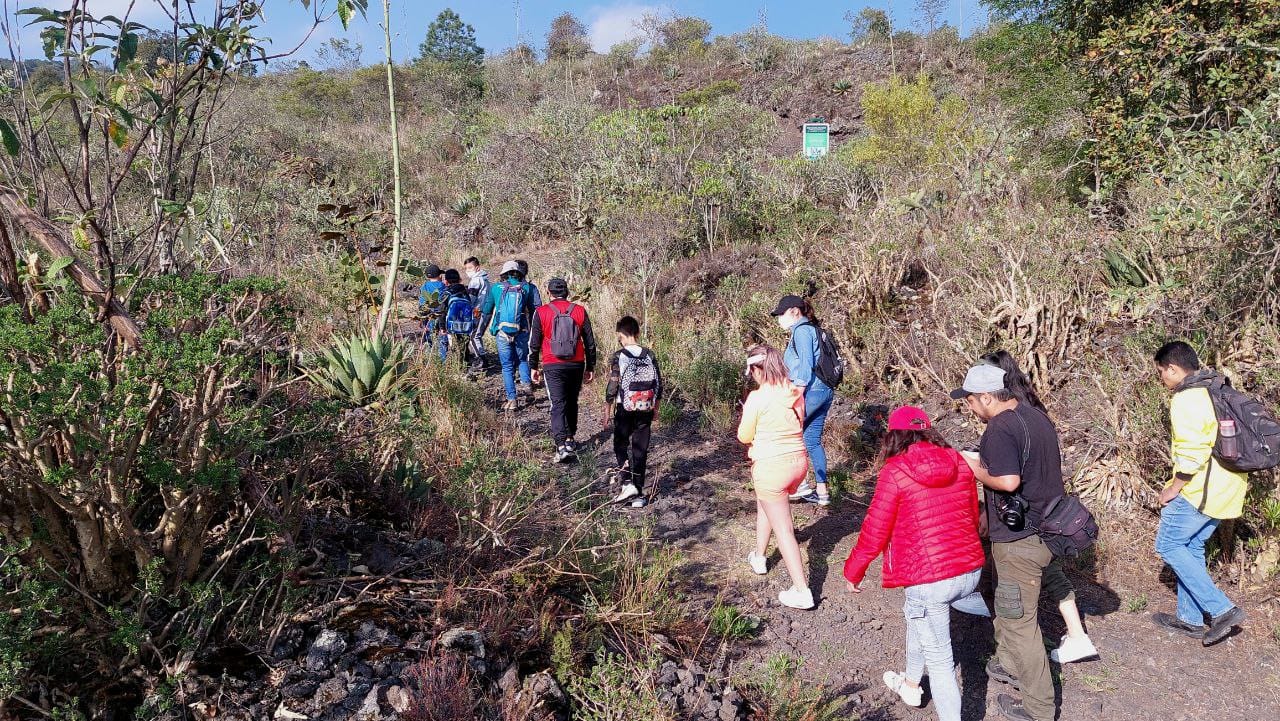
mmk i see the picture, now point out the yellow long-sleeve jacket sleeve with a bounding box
[1168,386,1247,519]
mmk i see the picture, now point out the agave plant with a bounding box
[305,332,410,406]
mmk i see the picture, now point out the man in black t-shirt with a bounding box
[952,363,1074,721]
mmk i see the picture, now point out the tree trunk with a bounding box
[0,188,143,349]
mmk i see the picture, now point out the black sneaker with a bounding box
[1151,612,1205,639]
[986,658,1020,690]
[1203,606,1245,646]
[997,693,1034,721]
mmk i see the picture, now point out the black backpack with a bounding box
[1189,372,1280,473]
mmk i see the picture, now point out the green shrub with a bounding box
[709,600,762,640]
[566,650,673,721]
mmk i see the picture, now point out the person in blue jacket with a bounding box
[771,295,832,506]
[478,260,540,410]
[418,264,445,359]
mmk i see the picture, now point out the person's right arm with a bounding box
[478,284,496,332]
[844,467,901,587]
[528,306,544,369]
[965,426,1022,493]
[786,325,816,388]
[1166,390,1215,503]
[737,392,760,445]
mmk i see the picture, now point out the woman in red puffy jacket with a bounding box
[843,407,988,721]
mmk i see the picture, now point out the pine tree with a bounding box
[417,8,484,66]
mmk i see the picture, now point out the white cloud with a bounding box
[587,3,666,53]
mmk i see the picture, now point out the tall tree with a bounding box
[418,8,484,66]
[546,12,591,62]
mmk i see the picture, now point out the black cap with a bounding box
[444,268,462,284]
[424,263,441,278]
[770,295,805,316]
[548,277,569,298]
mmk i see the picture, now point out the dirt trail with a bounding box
[468,355,1280,721]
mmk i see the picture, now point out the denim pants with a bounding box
[1156,495,1233,626]
[903,568,986,721]
[495,331,531,400]
[802,384,833,487]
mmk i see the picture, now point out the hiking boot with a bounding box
[1203,606,1246,646]
[614,483,640,504]
[502,399,517,411]
[996,693,1035,721]
[554,445,576,464]
[1151,612,1205,639]
[986,658,1020,690]
[816,493,831,507]
[777,586,815,610]
[1050,633,1099,664]
[747,551,768,575]
[628,497,648,509]
[788,482,814,500]
[882,670,923,707]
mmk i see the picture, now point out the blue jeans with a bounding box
[1156,495,1233,626]
[495,331,531,401]
[903,568,987,721]
[802,384,833,487]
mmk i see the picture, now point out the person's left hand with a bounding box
[531,369,542,384]
[584,371,595,384]
[846,580,862,594]
[1158,484,1180,506]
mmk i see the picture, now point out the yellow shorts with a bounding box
[752,452,809,502]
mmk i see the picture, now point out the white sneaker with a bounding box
[883,670,923,707]
[788,482,814,500]
[747,551,768,575]
[1050,633,1099,664]
[614,483,640,503]
[777,586,814,610]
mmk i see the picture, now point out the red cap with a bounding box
[887,406,932,431]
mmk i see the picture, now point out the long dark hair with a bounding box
[980,350,1046,412]
[797,298,820,327]
[878,428,952,467]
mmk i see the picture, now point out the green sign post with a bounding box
[803,119,829,160]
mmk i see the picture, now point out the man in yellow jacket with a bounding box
[1152,341,1248,646]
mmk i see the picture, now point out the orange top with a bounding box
[737,382,807,462]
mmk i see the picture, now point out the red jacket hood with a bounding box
[894,442,961,488]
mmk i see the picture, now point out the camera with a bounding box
[995,492,1029,531]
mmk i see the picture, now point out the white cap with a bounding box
[500,260,521,276]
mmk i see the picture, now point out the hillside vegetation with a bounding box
[0,1,1277,719]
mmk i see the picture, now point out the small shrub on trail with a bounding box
[740,652,845,721]
[709,600,762,640]
[405,653,476,721]
[565,650,674,721]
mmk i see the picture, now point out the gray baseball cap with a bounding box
[950,364,1007,399]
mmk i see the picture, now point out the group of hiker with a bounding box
[423,262,1273,721]
[419,257,660,507]
[741,324,1266,721]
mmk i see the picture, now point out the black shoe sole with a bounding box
[1203,607,1245,646]
[1151,613,1206,639]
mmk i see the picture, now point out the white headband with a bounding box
[745,354,767,369]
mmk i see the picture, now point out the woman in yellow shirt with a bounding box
[738,344,813,609]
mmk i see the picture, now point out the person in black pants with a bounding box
[604,316,663,508]
[529,278,596,463]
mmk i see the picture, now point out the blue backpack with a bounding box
[494,281,528,337]
[445,293,476,335]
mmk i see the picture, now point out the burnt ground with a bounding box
[482,362,1280,721]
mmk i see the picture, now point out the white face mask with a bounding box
[777,312,799,330]
[466,270,477,279]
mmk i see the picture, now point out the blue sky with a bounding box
[6,1,988,67]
